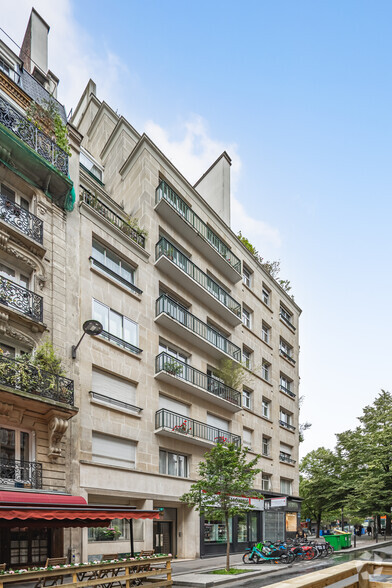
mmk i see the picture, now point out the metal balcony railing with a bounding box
[279,452,296,465]
[0,95,68,175]
[279,348,296,365]
[0,354,74,405]
[280,310,296,330]
[156,180,241,274]
[156,352,241,407]
[89,391,142,413]
[100,329,142,355]
[89,257,143,295]
[156,295,241,361]
[80,188,146,248]
[156,237,241,318]
[0,457,42,489]
[0,195,43,244]
[155,408,241,446]
[279,419,296,431]
[0,276,43,322]
[279,384,296,399]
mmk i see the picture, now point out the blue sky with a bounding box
[3,1,392,457]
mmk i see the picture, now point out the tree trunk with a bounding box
[316,513,322,538]
[386,515,391,537]
[225,513,230,572]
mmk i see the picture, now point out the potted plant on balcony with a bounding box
[172,419,192,434]
[164,361,183,376]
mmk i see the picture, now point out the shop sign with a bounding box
[270,497,287,508]
[202,493,264,510]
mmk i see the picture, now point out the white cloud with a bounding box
[0,0,129,112]
[231,197,281,249]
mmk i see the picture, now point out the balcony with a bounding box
[279,384,296,399]
[0,95,73,210]
[155,352,241,412]
[0,354,76,416]
[279,348,296,365]
[0,457,42,489]
[100,329,143,355]
[155,295,241,362]
[155,409,241,448]
[0,194,44,245]
[155,181,241,282]
[81,188,146,248]
[155,238,242,326]
[279,420,296,432]
[0,276,43,323]
[279,452,296,465]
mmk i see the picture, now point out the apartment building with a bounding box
[70,79,302,560]
[0,9,82,565]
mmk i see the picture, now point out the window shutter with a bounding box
[92,432,136,468]
[207,414,229,431]
[92,369,136,404]
[159,395,189,416]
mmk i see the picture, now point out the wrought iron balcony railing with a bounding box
[0,457,42,489]
[155,408,241,446]
[279,384,296,399]
[0,194,43,244]
[0,96,68,175]
[156,352,241,407]
[279,452,296,465]
[156,295,241,361]
[100,329,143,355]
[0,354,74,405]
[81,188,146,248]
[279,419,296,431]
[0,276,43,322]
[156,180,241,274]
[156,238,241,318]
[279,348,296,365]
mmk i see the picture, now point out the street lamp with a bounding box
[72,320,103,359]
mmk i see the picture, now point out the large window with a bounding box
[92,432,136,469]
[92,299,138,347]
[0,426,32,485]
[159,449,188,478]
[88,518,143,542]
[262,473,271,491]
[280,338,294,360]
[280,478,292,495]
[242,387,252,410]
[0,263,29,289]
[280,305,294,327]
[1,183,29,210]
[280,409,293,427]
[92,240,135,286]
[80,150,103,182]
[280,374,293,395]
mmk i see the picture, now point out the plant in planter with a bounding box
[25,99,72,156]
[172,419,192,434]
[164,361,183,376]
[96,526,121,541]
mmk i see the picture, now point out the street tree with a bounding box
[180,442,261,571]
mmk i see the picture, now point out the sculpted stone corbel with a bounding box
[48,416,69,459]
[0,229,9,249]
[5,326,35,348]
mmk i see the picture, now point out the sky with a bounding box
[2,0,391,458]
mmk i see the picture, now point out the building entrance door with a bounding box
[153,521,172,555]
[0,527,49,568]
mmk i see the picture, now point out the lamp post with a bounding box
[72,320,103,359]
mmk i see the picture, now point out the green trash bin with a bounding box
[340,533,352,548]
[324,534,342,551]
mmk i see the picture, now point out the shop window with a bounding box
[88,518,143,542]
[204,519,232,543]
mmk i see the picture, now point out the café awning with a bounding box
[0,491,161,528]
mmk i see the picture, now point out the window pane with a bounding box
[20,432,30,462]
[120,262,134,284]
[106,249,121,275]
[168,453,177,476]
[159,450,167,474]
[109,310,123,338]
[124,318,138,346]
[92,240,105,264]
[92,300,108,330]
[178,455,186,477]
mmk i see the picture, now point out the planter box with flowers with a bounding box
[172,419,192,435]
[95,526,121,541]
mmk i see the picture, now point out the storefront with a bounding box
[200,495,301,556]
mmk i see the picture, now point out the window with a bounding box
[243,266,251,287]
[159,342,188,364]
[92,240,135,286]
[92,299,138,347]
[243,428,252,449]
[159,449,188,478]
[80,149,103,182]
[0,263,29,290]
[280,374,293,395]
[88,518,143,542]
[280,443,293,459]
[280,409,293,428]
[92,432,136,469]
[262,361,270,381]
[242,387,252,410]
[262,436,270,457]
[1,184,29,210]
[242,306,251,328]
[262,286,270,306]
[207,414,230,443]
[280,305,294,328]
[0,426,32,485]
[91,369,137,406]
[261,322,270,344]
[280,478,292,494]
[243,348,252,370]
[262,399,271,419]
[262,473,271,491]
[280,338,293,360]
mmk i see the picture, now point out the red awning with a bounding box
[0,491,161,528]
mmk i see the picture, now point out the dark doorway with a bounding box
[153,521,172,555]
[0,527,49,568]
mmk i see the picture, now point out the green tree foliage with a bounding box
[300,448,347,537]
[180,442,261,571]
[26,99,71,155]
[215,358,251,390]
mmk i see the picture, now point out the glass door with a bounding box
[0,427,30,485]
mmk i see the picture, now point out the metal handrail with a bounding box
[155,237,241,317]
[89,257,143,295]
[279,384,296,398]
[279,419,296,431]
[0,354,74,405]
[89,391,142,413]
[279,348,296,364]
[156,295,241,361]
[280,311,296,330]
[0,95,68,175]
[0,457,42,489]
[155,352,241,407]
[156,180,241,274]
[100,329,142,354]
[0,195,43,244]
[279,452,296,464]
[81,188,146,248]
[155,408,241,446]
[0,276,43,322]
